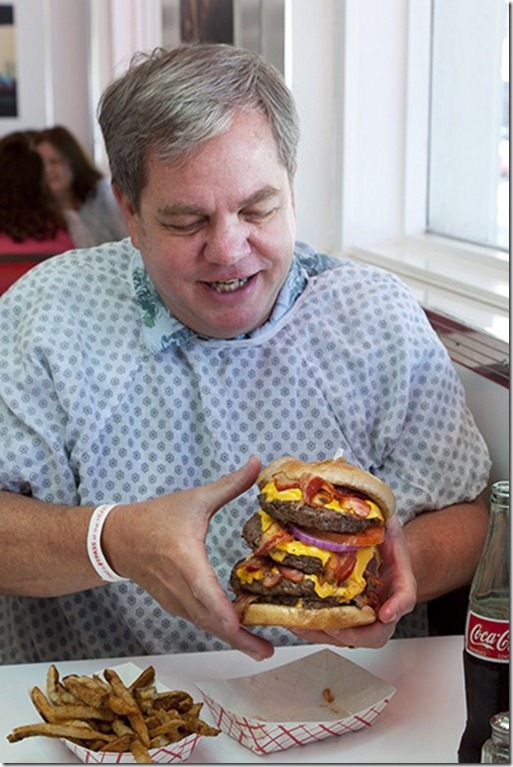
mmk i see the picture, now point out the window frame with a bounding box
[342,0,508,342]
[291,0,508,343]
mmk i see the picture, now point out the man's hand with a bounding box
[291,514,417,648]
[104,456,274,661]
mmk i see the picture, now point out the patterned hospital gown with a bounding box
[0,239,490,663]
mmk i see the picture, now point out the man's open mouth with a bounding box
[209,277,249,293]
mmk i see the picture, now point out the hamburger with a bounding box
[230,455,396,630]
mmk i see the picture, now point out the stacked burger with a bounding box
[230,455,395,630]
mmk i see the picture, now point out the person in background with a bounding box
[0,131,75,258]
[35,125,127,247]
[0,44,490,665]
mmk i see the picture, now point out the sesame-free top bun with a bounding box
[257,456,396,520]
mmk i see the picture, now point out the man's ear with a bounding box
[113,183,134,219]
[112,184,139,245]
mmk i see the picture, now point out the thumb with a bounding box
[207,455,262,511]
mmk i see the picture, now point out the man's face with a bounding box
[116,110,296,339]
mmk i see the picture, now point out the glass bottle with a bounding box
[481,711,510,763]
[457,481,510,764]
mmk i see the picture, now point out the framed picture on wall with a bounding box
[0,0,48,135]
[180,0,234,44]
[0,4,17,117]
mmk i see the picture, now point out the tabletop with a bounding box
[0,635,467,764]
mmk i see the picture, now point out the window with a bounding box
[428,0,509,251]
[309,0,510,341]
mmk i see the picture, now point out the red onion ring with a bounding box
[289,524,359,552]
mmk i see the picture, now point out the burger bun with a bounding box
[257,455,396,520]
[239,602,377,630]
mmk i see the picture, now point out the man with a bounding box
[0,44,490,665]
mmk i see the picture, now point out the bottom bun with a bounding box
[239,602,376,630]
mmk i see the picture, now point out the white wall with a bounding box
[288,0,431,255]
[288,0,341,253]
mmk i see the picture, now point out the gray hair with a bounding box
[98,43,300,210]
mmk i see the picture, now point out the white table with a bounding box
[0,635,467,763]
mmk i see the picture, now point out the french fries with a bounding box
[6,663,220,763]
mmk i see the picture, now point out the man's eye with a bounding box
[243,207,277,222]
[165,220,204,234]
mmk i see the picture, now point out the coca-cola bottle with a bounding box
[457,480,510,763]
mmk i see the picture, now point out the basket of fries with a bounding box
[6,661,220,763]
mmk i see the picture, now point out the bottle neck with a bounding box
[489,481,510,525]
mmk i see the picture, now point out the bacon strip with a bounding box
[274,475,373,518]
[253,521,294,557]
[274,475,301,491]
[243,555,268,572]
[323,552,357,585]
[279,566,304,583]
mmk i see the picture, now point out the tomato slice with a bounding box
[329,527,384,546]
[293,525,384,549]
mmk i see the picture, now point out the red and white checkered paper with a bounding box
[60,662,204,764]
[196,648,396,755]
[63,732,200,764]
[63,733,201,764]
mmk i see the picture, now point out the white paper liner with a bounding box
[60,662,203,764]
[196,648,396,754]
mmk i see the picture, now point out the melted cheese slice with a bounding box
[238,508,376,601]
[236,545,374,601]
[261,481,384,521]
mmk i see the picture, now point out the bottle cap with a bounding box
[490,711,509,743]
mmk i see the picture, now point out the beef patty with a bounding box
[229,566,349,607]
[258,495,382,534]
[242,512,325,574]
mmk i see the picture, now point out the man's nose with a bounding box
[203,216,251,265]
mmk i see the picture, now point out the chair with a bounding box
[0,253,57,295]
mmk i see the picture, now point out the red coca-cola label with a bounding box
[465,611,509,662]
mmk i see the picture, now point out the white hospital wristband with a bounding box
[86,504,128,582]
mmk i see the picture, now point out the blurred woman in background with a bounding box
[0,131,76,294]
[35,125,127,247]
[0,132,75,256]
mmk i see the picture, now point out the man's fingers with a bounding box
[175,567,274,661]
[379,514,417,622]
[223,625,274,661]
[294,620,397,649]
[206,456,262,511]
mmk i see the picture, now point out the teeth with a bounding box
[210,278,248,293]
